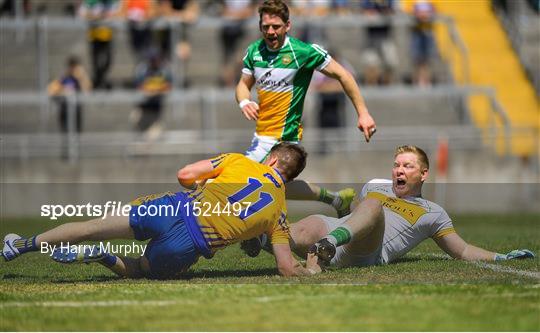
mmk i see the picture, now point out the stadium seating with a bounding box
[1,5,538,215]
[433,0,539,156]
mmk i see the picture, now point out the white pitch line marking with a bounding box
[0,300,187,308]
[472,261,540,280]
[2,292,537,308]
[421,252,540,280]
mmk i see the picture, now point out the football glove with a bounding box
[494,249,535,261]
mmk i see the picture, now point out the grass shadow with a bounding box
[180,267,278,280]
[392,254,452,265]
[51,275,120,283]
[2,268,279,283]
[1,273,120,283]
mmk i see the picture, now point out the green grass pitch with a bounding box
[1,214,539,331]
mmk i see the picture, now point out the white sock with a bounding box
[331,195,342,209]
[325,235,338,246]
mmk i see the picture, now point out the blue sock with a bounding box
[12,236,38,254]
[100,253,117,267]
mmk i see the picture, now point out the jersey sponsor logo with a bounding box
[366,192,427,225]
[281,55,292,65]
[254,55,263,62]
[256,71,291,90]
[254,68,296,93]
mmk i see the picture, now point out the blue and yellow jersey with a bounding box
[184,153,289,254]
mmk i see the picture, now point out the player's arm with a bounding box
[435,232,536,261]
[177,159,215,190]
[272,243,322,277]
[235,73,259,121]
[320,59,376,142]
[434,232,496,261]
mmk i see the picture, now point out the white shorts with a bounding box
[244,133,299,163]
[316,214,384,268]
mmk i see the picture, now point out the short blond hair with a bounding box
[394,145,429,170]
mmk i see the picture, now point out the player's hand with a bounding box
[357,112,376,142]
[240,101,259,121]
[306,252,322,275]
[495,249,535,261]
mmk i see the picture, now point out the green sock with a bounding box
[327,226,352,247]
[318,188,339,206]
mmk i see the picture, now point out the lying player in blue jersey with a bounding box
[244,145,535,267]
[2,143,322,279]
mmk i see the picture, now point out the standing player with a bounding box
[236,0,377,218]
[2,143,322,278]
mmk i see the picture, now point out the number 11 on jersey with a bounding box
[228,177,274,220]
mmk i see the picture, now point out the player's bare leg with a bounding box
[240,215,329,259]
[309,198,385,263]
[40,216,149,278]
[341,198,385,256]
[36,216,134,245]
[2,216,134,262]
[289,215,330,258]
[286,179,356,218]
[39,216,146,277]
[102,255,150,278]
[49,248,150,278]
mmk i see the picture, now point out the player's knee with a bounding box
[362,198,383,214]
[290,222,308,243]
[292,215,327,244]
[366,199,385,226]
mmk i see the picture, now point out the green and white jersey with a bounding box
[242,36,331,141]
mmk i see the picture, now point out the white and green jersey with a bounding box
[360,179,455,263]
[322,179,456,267]
[242,36,331,141]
